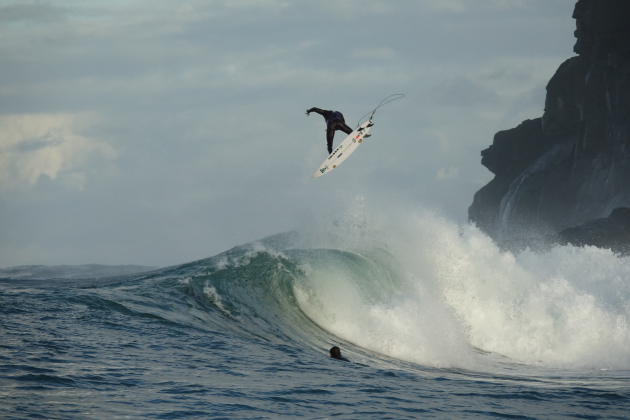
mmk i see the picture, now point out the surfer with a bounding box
[306,107,353,154]
[329,346,350,362]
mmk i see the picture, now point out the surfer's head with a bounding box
[329,346,342,359]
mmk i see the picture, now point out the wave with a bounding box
[293,206,630,370]
[11,204,630,372]
[0,264,156,279]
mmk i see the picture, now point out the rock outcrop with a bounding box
[554,207,630,254]
[469,0,630,252]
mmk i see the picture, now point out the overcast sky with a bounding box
[0,0,577,267]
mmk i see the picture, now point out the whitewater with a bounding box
[2,202,629,419]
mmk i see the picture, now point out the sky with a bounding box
[0,0,578,267]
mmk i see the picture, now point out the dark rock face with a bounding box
[469,0,630,251]
[554,207,630,255]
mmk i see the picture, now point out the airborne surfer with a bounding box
[306,107,353,154]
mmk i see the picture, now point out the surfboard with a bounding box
[312,119,374,178]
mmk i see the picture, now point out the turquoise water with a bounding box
[2,213,630,418]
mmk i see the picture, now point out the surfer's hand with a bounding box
[306,111,310,116]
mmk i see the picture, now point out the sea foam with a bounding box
[295,203,630,370]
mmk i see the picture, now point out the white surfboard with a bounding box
[312,119,374,178]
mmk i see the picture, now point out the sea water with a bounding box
[1,206,629,419]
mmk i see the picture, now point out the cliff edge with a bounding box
[469,0,630,253]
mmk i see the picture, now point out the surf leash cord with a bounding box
[356,94,405,128]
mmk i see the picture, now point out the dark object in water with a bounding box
[329,346,350,362]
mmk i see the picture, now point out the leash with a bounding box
[356,94,405,128]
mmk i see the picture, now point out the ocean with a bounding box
[2,208,629,419]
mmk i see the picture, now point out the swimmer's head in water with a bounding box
[329,346,342,359]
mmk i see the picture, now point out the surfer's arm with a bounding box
[306,107,325,116]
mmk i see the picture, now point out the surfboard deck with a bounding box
[312,120,373,178]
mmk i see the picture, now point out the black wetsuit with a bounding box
[307,107,353,154]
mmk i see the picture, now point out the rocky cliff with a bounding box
[469,0,630,252]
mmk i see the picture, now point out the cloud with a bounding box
[417,0,529,13]
[351,47,397,61]
[60,172,88,191]
[486,0,529,10]
[417,0,468,13]
[436,167,460,180]
[0,2,66,24]
[0,113,115,193]
[430,77,498,107]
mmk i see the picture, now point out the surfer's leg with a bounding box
[326,127,335,154]
[338,122,353,135]
[329,120,353,135]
